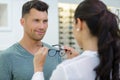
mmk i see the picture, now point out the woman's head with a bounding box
[74,0,119,41]
[74,0,120,80]
[74,0,120,49]
[74,0,109,35]
[73,0,108,48]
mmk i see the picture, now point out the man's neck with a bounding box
[19,38,43,55]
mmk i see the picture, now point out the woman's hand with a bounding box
[33,47,48,73]
[64,46,79,59]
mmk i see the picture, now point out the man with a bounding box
[0,0,61,80]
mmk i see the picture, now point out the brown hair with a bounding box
[22,0,49,18]
[74,0,120,80]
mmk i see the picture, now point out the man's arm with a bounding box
[32,47,48,80]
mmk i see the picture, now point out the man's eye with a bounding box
[43,20,48,23]
[34,19,39,22]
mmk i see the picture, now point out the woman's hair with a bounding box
[74,0,120,80]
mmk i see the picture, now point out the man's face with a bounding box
[21,8,48,41]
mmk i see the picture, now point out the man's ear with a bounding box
[20,18,25,26]
[76,18,83,30]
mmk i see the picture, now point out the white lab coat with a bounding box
[32,50,99,80]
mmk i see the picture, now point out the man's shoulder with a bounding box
[0,43,18,57]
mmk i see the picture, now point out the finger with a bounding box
[42,47,48,56]
[35,47,48,56]
[36,47,44,54]
[64,46,71,50]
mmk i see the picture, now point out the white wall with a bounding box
[0,0,25,50]
[0,0,120,50]
[59,0,120,7]
[102,0,120,7]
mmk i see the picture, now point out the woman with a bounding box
[32,0,120,80]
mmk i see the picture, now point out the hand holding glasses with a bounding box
[48,44,68,57]
[48,44,79,59]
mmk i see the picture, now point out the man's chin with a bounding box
[34,37,44,41]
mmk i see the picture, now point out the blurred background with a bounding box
[0,0,120,51]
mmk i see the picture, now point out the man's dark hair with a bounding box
[22,0,49,18]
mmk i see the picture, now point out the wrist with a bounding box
[34,66,43,73]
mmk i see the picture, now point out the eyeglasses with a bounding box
[48,44,66,57]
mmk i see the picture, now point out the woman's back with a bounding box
[50,51,99,80]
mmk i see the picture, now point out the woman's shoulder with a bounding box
[59,50,99,69]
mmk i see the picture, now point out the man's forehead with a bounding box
[30,9,47,16]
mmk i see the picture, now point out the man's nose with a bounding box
[38,22,45,29]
